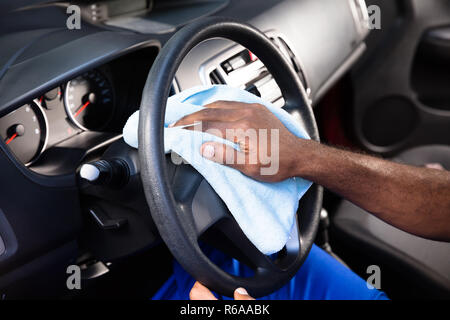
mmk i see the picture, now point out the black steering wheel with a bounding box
[138,17,323,298]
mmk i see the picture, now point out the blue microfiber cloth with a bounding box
[123,85,312,255]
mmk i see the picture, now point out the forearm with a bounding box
[296,140,450,241]
[179,101,450,240]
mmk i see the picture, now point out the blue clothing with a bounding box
[152,244,389,300]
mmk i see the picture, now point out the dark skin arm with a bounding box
[173,101,450,242]
[298,141,450,241]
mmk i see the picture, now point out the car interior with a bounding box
[0,0,449,300]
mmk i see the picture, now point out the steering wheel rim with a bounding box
[139,17,323,298]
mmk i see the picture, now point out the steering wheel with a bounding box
[138,17,323,298]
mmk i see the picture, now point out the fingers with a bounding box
[189,282,254,301]
[171,108,243,128]
[234,288,255,300]
[204,100,254,109]
[200,121,236,140]
[173,120,236,143]
[201,142,245,171]
[189,282,218,300]
[172,119,255,148]
[173,117,243,144]
[171,101,262,128]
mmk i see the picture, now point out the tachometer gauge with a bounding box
[39,87,62,110]
[64,69,114,131]
[0,100,48,165]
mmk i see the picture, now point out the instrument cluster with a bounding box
[0,68,115,165]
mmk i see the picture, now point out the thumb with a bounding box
[200,142,242,168]
[234,287,255,300]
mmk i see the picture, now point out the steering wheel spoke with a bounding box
[170,158,284,272]
[170,160,203,204]
[191,180,230,236]
[201,216,282,272]
[169,159,230,236]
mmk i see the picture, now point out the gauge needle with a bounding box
[5,133,18,145]
[5,124,25,145]
[74,101,91,117]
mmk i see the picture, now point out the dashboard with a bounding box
[0,29,310,168]
[0,46,160,175]
[0,99,49,165]
[0,0,369,298]
[0,69,114,165]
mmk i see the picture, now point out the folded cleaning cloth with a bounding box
[123,85,312,255]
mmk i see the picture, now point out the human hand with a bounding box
[189,281,255,300]
[171,101,309,182]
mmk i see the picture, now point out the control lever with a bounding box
[89,207,127,230]
[79,159,129,187]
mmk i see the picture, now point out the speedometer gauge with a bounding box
[0,100,48,165]
[64,69,114,131]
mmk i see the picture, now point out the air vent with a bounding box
[204,31,310,108]
[209,69,223,85]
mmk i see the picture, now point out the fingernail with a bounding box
[202,144,215,159]
[235,288,248,295]
[168,122,175,128]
